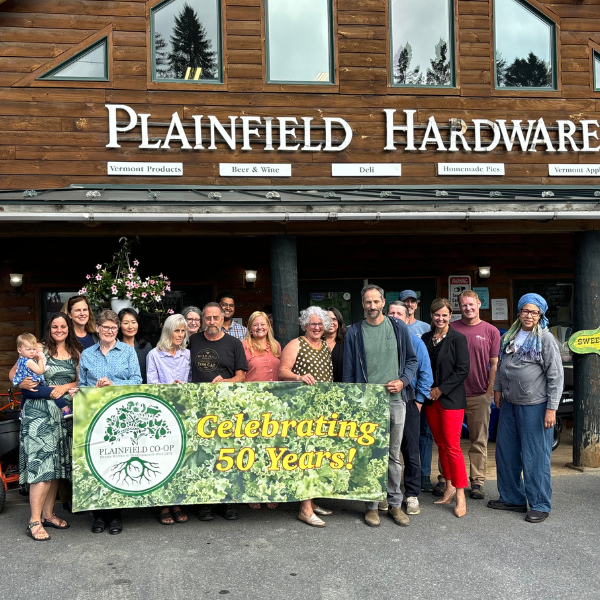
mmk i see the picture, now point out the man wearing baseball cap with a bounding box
[400,290,430,338]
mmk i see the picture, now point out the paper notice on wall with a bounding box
[448,276,472,311]
[491,299,509,321]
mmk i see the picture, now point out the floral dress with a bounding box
[19,354,76,485]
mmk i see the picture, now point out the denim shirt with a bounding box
[79,340,142,387]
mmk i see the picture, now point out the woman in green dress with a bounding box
[11,312,81,541]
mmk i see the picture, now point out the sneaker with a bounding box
[405,496,420,515]
[470,484,485,500]
[378,500,389,512]
[223,504,239,520]
[421,477,433,492]
[198,506,214,521]
[432,481,446,497]
[388,506,410,526]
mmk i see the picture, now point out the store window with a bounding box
[494,0,556,90]
[38,38,108,81]
[389,0,455,87]
[151,0,222,83]
[594,51,600,91]
[265,0,334,84]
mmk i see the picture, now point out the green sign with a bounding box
[72,382,390,512]
[568,326,600,355]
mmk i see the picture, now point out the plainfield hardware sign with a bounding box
[72,382,390,511]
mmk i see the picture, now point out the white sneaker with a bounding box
[405,496,420,515]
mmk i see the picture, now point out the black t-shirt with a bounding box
[189,332,248,383]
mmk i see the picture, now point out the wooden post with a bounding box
[270,235,299,348]
[573,231,600,467]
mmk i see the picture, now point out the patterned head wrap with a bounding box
[499,293,549,363]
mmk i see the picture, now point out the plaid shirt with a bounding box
[222,320,247,340]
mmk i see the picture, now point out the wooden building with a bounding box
[0,0,599,465]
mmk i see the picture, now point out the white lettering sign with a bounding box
[219,163,292,177]
[107,162,183,176]
[438,163,505,176]
[331,164,401,177]
[549,164,600,177]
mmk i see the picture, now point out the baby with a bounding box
[13,333,72,418]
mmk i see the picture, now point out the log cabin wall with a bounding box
[0,0,598,187]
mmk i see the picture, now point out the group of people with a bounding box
[12,285,563,540]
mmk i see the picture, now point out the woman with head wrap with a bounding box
[487,294,564,524]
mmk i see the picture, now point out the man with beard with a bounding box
[400,290,430,338]
[217,293,247,339]
[343,285,418,528]
[189,302,248,521]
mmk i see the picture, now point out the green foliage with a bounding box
[426,39,451,86]
[72,382,390,511]
[496,51,552,88]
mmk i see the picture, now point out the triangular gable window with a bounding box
[38,38,109,81]
[594,51,600,91]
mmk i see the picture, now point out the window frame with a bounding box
[593,49,600,92]
[148,0,225,89]
[492,0,558,92]
[388,0,457,90]
[38,38,109,82]
[264,0,336,86]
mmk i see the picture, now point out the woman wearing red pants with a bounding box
[422,298,470,518]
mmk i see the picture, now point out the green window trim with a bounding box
[594,50,600,92]
[38,38,109,81]
[151,0,223,85]
[493,0,558,91]
[389,0,456,89]
[265,0,335,85]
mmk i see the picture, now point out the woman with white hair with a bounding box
[279,306,333,527]
[146,314,190,525]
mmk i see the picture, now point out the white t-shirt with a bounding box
[514,329,530,349]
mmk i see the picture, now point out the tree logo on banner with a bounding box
[85,393,186,496]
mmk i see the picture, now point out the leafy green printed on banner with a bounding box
[72,382,390,512]
[104,400,171,444]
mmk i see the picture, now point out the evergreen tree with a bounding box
[154,31,171,79]
[394,42,422,85]
[495,52,507,87]
[426,39,451,85]
[503,52,551,88]
[168,3,217,80]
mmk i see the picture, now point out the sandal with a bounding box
[42,514,70,529]
[266,503,278,510]
[171,506,188,523]
[26,521,51,541]
[159,508,175,525]
[248,503,261,509]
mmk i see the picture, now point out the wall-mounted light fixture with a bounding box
[9,273,23,289]
[244,270,257,288]
[478,266,491,280]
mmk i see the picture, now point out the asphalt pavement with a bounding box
[1,473,599,600]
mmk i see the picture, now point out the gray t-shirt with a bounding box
[362,318,400,401]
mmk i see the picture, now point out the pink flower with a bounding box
[129,267,135,273]
[166,286,171,292]
[86,274,91,280]
[156,296,162,302]
[134,284,139,289]
[96,264,102,269]
[161,291,166,296]
[150,280,155,285]
[168,309,174,315]
[133,259,139,266]
[79,288,86,294]
[142,292,147,298]
[126,292,132,299]
[150,291,155,296]
[111,285,118,294]
[95,274,102,281]
[127,273,133,279]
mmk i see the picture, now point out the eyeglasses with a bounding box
[308,323,324,329]
[186,318,201,323]
[204,316,222,322]
[521,309,541,317]
[99,325,118,333]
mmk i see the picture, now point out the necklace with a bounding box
[432,328,448,346]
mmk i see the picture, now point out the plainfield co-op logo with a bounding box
[85,394,186,496]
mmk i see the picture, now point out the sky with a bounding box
[267,0,331,82]
[56,43,105,78]
[390,0,452,82]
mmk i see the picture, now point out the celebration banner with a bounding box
[72,382,390,512]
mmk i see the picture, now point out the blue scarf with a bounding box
[499,293,548,363]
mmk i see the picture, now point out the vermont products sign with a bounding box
[568,327,600,355]
[107,104,600,154]
[72,382,389,512]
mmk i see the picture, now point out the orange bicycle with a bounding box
[0,389,22,513]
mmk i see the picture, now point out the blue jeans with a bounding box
[366,401,406,510]
[496,400,553,512]
[419,407,433,478]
